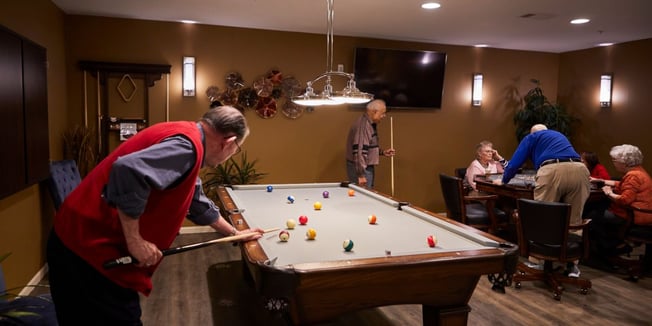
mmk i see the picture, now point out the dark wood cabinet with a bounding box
[0,25,50,199]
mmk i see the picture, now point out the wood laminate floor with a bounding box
[140,233,652,326]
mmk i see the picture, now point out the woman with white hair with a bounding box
[589,144,652,258]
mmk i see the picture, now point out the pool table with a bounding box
[216,182,517,325]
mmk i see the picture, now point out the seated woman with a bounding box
[465,140,508,191]
[581,151,611,218]
[589,144,652,258]
[581,151,611,180]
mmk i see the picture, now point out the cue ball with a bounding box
[306,228,317,240]
[343,239,354,251]
[322,191,329,198]
[287,195,295,203]
[286,219,297,229]
[348,189,355,196]
[313,201,322,210]
[427,235,437,247]
[298,215,308,225]
[368,214,377,224]
[266,185,273,192]
[279,230,290,242]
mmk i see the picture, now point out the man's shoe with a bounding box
[567,264,581,278]
[524,261,543,270]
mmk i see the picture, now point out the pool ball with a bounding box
[348,189,355,197]
[286,219,297,229]
[427,235,437,248]
[298,215,308,225]
[266,185,273,192]
[313,201,322,210]
[322,191,329,198]
[279,230,290,242]
[306,228,317,240]
[343,239,354,251]
[368,214,377,224]
[287,195,295,203]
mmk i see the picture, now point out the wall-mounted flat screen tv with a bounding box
[354,47,447,109]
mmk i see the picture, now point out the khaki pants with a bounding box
[534,161,591,229]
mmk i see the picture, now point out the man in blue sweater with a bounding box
[498,124,590,276]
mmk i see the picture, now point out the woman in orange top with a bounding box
[590,144,652,257]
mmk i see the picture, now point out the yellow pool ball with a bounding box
[306,228,317,240]
[313,201,322,210]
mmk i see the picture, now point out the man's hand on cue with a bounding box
[234,227,265,242]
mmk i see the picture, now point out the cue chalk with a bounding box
[103,227,279,269]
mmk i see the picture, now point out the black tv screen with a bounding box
[354,47,446,109]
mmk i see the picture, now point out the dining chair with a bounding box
[439,173,508,234]
[512,198,592,300]
[607,205,652,281]
[47,159,82,210]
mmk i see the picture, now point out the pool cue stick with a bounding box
[390,116,395,196]
[103,227,280,269]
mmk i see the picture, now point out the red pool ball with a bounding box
[299,215,308,225]
[427,235,437,248]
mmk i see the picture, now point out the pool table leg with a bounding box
[422,304,470,326]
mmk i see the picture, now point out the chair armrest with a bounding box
[464,192,499,202]
[569,218,591,231]
[464,192,500,234]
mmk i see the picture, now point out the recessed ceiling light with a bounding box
[180,20,198,24]
[570,18,590,24]
[421,2,441,10]
[474,44,489,48]
[598,42,614,47]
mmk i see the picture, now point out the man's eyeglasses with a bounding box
[234,142,242,155]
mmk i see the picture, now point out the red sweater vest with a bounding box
[54,121,204,295]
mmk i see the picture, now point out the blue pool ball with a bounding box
[266,185,273,192]
[322,191,329,198]
[287,195,295,203]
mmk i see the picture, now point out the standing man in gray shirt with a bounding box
[346,99,395,188]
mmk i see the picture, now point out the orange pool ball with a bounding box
[368,214,377,224]
[306,228,317,240]
[348,189,355,197]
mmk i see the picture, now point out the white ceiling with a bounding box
[52,0,652,53]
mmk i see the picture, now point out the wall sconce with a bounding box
[600,73,613,108]
[472,73,483,106]
[182,56,196,97]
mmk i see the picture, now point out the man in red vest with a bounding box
[47,106,263,325]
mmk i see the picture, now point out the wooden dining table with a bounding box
[473,173,606,203]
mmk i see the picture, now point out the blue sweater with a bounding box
[502,129,580,183]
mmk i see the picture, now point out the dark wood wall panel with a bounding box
[0,25,49,199]
[0,28,27,199]
[22,40,50,184]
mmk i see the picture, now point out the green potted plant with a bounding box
[513,79,578,141]
[1,253,56,324]
[200,151,267,203]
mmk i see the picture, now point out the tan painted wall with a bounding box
[559,39,652,177]
[63,15,560,214]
